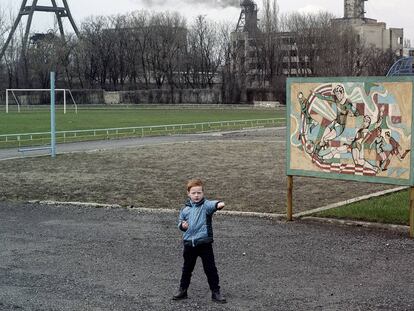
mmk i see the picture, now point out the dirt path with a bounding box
[0,127,397,214]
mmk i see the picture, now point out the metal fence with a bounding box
[0,118,284,148]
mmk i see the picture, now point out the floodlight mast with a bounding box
[0,0,80,60]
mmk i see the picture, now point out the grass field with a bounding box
[313,189,410,225]
[0,106,285,134]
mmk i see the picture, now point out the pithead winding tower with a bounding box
[0,0,80,60]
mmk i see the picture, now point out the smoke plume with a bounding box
[141,0,240,9]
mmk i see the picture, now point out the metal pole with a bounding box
[63,89,66,114]
[51,0,65,39]
[287,175,293,221]
[50,72,56,158]
[6,90,8,113]
[410,187,414,238]
[62,0,80,37]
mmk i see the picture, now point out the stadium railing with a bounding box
[0,118,284,149]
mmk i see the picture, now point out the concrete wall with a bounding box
[334,18,403,55]
[115,89,222,105]
[2,89,223,106]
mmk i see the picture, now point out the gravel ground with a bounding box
[1,201,413,311]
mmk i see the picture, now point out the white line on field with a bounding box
[293,186,408,217]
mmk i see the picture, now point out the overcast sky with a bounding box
[2,0,414,43]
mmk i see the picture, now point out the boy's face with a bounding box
[188,186,204,203]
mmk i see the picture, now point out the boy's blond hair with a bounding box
[187,179,203,192]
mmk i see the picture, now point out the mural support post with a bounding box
[287,175,293,221]
[410,187,414,238]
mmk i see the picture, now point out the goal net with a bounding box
[5,89,78,114]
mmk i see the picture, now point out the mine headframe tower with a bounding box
[235,0,259,34]
[0,0,80,60]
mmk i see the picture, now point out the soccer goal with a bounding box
[5,88,78,114]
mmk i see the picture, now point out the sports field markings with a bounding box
[294,186,408,218]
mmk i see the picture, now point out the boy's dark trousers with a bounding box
[180,242,220,291]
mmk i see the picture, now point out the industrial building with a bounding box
[333,0,403,55]
[230,0,404,103]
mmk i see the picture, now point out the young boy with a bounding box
[173,179,226,303]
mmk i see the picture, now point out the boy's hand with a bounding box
[181,221,189,230]
[217,202,225,210]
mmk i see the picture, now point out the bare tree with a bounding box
[128,11,151,88]
[362,47,399,76]
[0,1,404,103]
[220,21,241,103]
[106,14,129,89]
[186,15,224,88]
[79,16,116,88]
[25,35,57,88]
[0,7,24,89]
[0,5,7,47]
[146,12,187,93]
[257,0,284,84]
[280,11,365,77]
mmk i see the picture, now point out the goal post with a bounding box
[5,88,78,114]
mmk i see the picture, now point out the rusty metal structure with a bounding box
[0,0,80,60]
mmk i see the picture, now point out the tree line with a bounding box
[0,1,400,103]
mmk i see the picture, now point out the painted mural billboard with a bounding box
[286,77,414,186]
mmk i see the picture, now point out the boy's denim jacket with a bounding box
[178,198,220,247]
